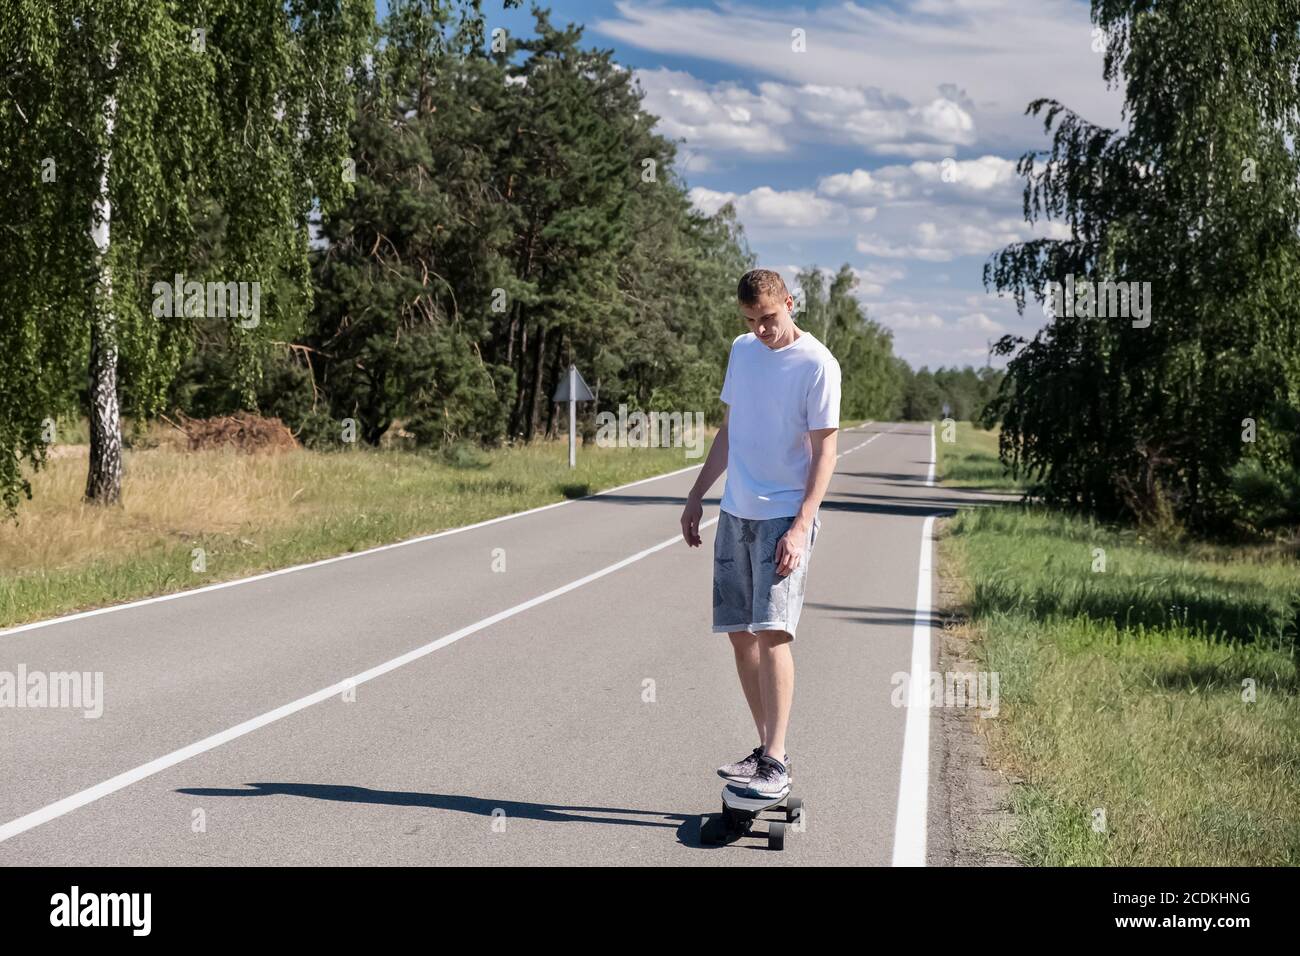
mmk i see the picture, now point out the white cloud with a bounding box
[689,186,738,216]
[636,69,795,155]
[909,155,1020,193]
[957,312,1005,332]
[634,68,975,158]
[857,218,1068,262]
[689,185,844,228]
[882,312,946,329]
[819,155,1020,206]
[819,168,906,203]
[763,82,975,152]
[600,0,1123,155]
[862,263,906,283]
[849,263,905,296]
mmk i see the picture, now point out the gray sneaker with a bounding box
[717,747,762,784]
[717,747,792,785]
[742,754,790,798]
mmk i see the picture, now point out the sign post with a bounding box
[552,364,595,468]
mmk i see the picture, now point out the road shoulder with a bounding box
[931,515,1021,866]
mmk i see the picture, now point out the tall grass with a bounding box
[935,421,1028,492]
[943,503,1300,866]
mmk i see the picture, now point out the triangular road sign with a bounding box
[553,365,595,402]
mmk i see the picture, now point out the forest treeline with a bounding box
[173,6,958,451]
[2,0,977,522]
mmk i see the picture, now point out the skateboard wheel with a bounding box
[768,821,786,851]
[786,797,803,824]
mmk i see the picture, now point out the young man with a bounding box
[679,268,841,798]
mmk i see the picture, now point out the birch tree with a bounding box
[0,0,371,510]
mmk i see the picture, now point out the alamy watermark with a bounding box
[1044,274,1151,328]
[151,272,260,328]
[891,670,1000,717]
[50,886,150,936]
[594,405,706,459]
[0,665,103,718]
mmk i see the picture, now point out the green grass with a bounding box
[1,437,710,630]
[941,503,1300,866]
[935,421,1029,492]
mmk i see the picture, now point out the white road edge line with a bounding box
[0,421,894,844]
[892,422,937,866]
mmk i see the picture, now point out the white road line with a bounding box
[836,421,896,459]
[892,422,937,866]
[0,425,899,844]
[0,519,720,845]
[3,422,885,639]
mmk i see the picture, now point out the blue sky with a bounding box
[378,0,1126,369]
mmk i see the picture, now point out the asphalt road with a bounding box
[0,422,1005,865]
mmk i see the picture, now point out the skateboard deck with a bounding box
[722,784,790,812]
[699,784,803,851]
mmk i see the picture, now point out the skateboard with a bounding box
[698,784,803,851]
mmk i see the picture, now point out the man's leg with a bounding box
[756,629,794,759]
[728,630,765,748]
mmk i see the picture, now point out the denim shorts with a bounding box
[711,509,821,640]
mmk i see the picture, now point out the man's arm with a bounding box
[775,427,838,575]
[794,427,838,529]
[688,406,729,500]
[680,407,729,547]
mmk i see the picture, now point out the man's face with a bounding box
[739,292,797,349]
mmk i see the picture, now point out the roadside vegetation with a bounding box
[935,421,1028,492]
[939,429,1300,865]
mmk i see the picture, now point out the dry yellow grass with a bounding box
[4,445,312,575]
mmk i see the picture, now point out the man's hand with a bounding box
[774,520,810,577]
[680,495,704,547]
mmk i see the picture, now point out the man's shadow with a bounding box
[176,782,753,850]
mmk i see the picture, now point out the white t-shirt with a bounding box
[719,329,841,520]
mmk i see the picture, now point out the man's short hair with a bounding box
[737,268,789,306]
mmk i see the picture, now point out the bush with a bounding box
[1229,459,1300,536]
[295,409,348,450]
[439,441,492,469]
